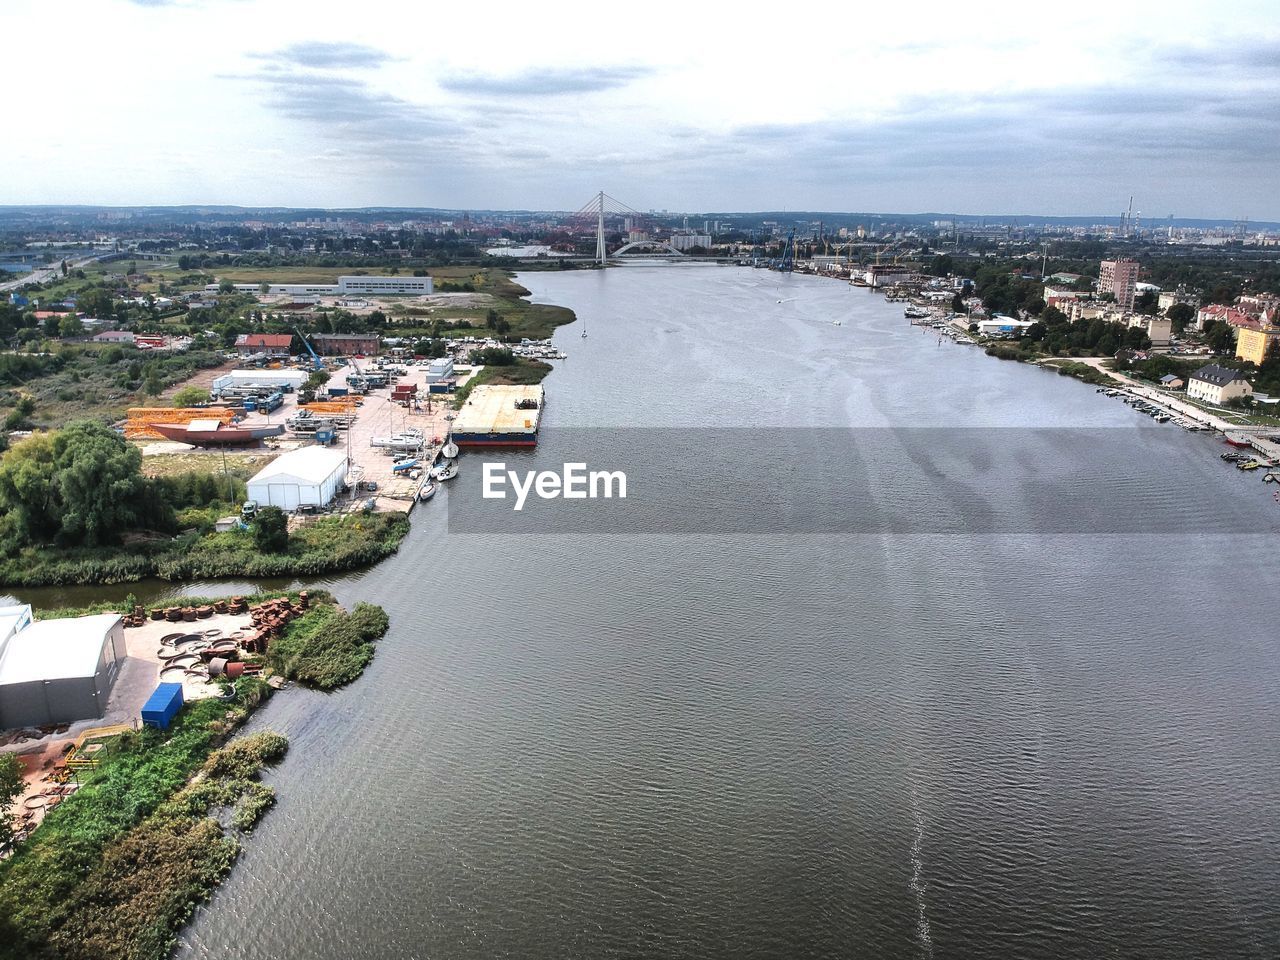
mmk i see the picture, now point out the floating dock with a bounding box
[451,384,543,446]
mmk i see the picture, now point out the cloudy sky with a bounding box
[3,0,1278,217]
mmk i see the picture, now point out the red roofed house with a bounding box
[234,333,293,357]
[1195,304,1259,334]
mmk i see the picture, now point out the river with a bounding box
[36,263,1280,958]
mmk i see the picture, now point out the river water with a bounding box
[61,263,1280,958]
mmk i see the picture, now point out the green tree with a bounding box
[58,314,84,339]
[171,386,209,407]
[218,279,235,295]
[0,752,22,850]
[253,506,289,553]
[259,281,271,295]
[0,422,163,548]
[50,422,155,546]
[78,288,114,319]
[1167,302,1195,333]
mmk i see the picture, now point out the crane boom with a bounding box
[294,328,324,372]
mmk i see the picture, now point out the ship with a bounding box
[451,384,543,447]
[151,418,285,446]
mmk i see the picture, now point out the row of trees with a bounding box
[1020,306,1152,355]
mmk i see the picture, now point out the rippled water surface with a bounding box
[171,265,1279,959]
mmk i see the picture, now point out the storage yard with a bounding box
[132,353,492,513]
[0,596,303,839]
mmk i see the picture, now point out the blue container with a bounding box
[327,387,348,397]
[141,682,184,730]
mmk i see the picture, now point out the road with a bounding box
[0,254,106,294]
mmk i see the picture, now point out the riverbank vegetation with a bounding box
[455,355,552,406]
[268,601,391,689]
[0,422,410,587]
[0,683,283,960]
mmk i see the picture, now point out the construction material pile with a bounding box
[301,400,360,415]
[125,406,236,440]
[241,591,311,653]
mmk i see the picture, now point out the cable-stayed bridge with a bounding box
[569,191,686,263]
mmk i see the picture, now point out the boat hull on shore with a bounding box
[152,422,285,446]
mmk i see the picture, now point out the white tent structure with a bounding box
[0,613,124,729]
[247,447,349,511]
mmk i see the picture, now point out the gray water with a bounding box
[159,264,1278,959]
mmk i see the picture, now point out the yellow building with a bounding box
[1235,326,1280,365]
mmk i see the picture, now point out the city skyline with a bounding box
[2,0,1279,218]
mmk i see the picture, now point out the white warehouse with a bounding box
[212,369,308,393]
[205,276,434,297]
[247,447,349,511]
[0,610,124,729]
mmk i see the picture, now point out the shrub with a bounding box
[252,506,289,553]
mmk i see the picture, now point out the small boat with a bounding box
[1224,433,1253,448]
[418,481,437,502]
[431,460,458,481]
[441,440,459,459]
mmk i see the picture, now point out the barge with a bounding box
[451,384,543,447]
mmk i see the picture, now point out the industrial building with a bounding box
[247,446,349,511]
[976,316,1035,337]
[205,276,433,297]
[312,333,380,356]
[426,357,454,382]
[0,610,124,729]
[235,333,293,356]
[212,369,308,394]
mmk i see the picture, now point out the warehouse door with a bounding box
[268,483,297,511]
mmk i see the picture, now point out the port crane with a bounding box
[294,327,324,372]
[776,229,796,273]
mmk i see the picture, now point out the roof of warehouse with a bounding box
[248,447,348,487]
[236,334,293,347]
[0,614,120,685]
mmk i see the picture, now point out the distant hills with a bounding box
[0,204,1275,231]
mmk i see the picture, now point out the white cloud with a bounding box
[0,0,1277,217]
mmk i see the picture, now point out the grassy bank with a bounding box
[267,600,390,689]
[455,356,552,406]
[0,512,410,588]
[0,682,281,960]
[388,267,577,341]
[1038,358,1120,386]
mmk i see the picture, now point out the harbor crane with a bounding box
[294,327,324,372]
